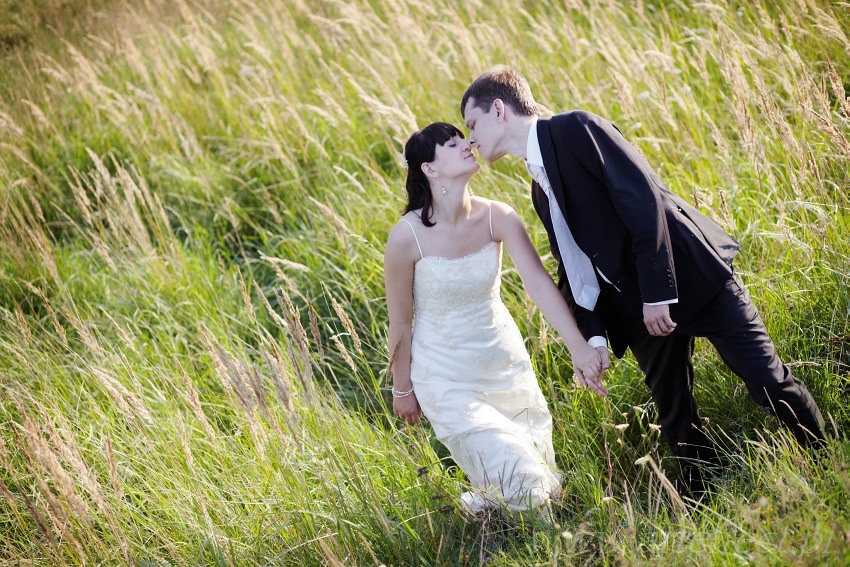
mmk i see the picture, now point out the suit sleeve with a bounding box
[531,181,606,341]
[566,112,677,304]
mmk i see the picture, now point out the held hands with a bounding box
[393,391,422,424]
[643,303,677,336]
[571,343,610,397]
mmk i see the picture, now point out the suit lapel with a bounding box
[537,118,569,214]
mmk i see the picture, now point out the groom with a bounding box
[460,65,826,493]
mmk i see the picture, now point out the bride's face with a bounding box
[431,136,479,179]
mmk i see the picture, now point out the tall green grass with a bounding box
[0,0,848,564]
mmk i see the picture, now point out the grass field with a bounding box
[0,0,848,564]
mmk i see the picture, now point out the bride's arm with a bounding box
[384,223,423,422]
[493,202,609,396]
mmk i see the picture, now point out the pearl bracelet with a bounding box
[391,386,414,398]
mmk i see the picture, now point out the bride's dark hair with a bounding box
[402,122,465,227]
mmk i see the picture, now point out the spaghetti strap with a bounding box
[400,218,424,259]
[488,201,495,241]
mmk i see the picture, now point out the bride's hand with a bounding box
[393,393,422,424]
[571,343,609,397]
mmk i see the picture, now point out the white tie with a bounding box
[527,161,600,310]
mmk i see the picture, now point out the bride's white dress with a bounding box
[404,216,561,512]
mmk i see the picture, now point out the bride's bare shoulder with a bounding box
[386,213,423,259]
[477,197,518,218]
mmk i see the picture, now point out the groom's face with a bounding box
[463,99,505,163]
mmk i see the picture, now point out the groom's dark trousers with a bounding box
[604,274,825,474]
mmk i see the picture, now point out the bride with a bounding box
[384,122,608,514]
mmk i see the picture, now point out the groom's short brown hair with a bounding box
[461,65,539,118]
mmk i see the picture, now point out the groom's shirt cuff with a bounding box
[588,336,608,349]
[644,298,678,306]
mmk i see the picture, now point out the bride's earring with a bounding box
[438,175,446,195]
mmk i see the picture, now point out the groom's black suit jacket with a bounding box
[532,112,741,358]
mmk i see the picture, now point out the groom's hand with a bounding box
[643,303,677,336]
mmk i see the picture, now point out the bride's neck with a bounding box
[429,181,473,226]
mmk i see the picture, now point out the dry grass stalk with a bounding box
[307,299,325,360]
[91,367,154,425]
[245,413,267,459]
[0,110,24,138]
[95,153,155,256]
[719,190,732,226]
[386,336,402,388]
[13,305,33,347]
[29,225,62,288]
[214,343,257,413]
[238,271,259,328]
[30,464,86,560]
[0,437,20,517]
[538,308,548,350]
[275,287,308,353]
[265,340,294,396]
[177,412,195,470]
[43,405,109,516]
[239,358,276,451]
[33,406,120,558]
[716,34,757,148]
[20,99,50,129]
[262,349,295,414]
[66,171,118,273]
[317,532,346,567]
[622,479,635,534]
[116,162,173,248]
[60,303,107,360]
[826,59,850,118]
[353,532,382,565]
[331,334,357,374]
[19,410,91,525]
[811,109,850,156]
[283,339,308,402]
[99,308,138,354]
[253,280,290,331]
[327,290,362,352]
[0,473,20,518]
[13,420,84,558]
[103,433,122,500]
[244,359,270,418]
[204,334,268,457]
[21,281,67,347]
[262,342,306,440]
[19,489,58,552]
[257,253,305,299]
[255,363,298,444]
[65,150,175,266]
[179,365,217,443]
[274,286,315,390]
[307,196,347,232]
[0,141,53,192]
[634,455,689,516]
